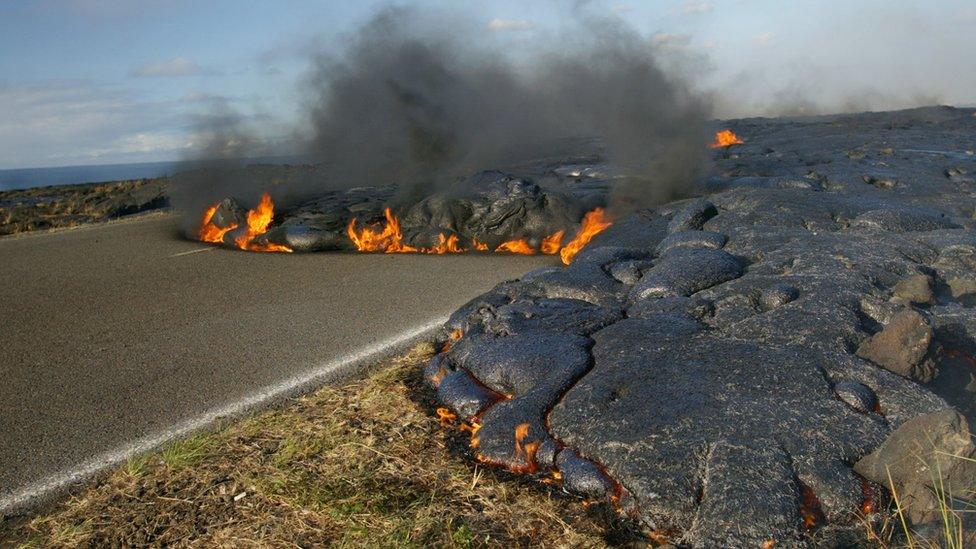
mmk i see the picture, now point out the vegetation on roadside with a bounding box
[0,343,636,547]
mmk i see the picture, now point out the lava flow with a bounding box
[559,207,612,265]
[710,129,745,149]
[197,204,237,244]
[346,207,611,264]
[197,192,293,253]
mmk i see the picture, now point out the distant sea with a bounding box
[0,156,309,192]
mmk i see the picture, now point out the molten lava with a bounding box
[495,239,536,255]
[237,193,293,253]
[442,328,464,352]
[799,484,825,528]
[710,129,745,149]
[513,422,540,472]
[436,407,458,427]
[197,192,292,253]
[346,207,419,253]
[540,231,564,255]
[197,204,238,244]
[346,207,611,263]
[559,207,612,265]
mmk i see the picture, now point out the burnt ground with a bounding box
[0,178,169,235]
[422,106,976,547]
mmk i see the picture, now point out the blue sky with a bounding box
[1,0,974,169]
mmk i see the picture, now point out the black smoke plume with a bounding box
[175,5,711,225]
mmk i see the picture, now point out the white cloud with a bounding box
[678,1,713,15]
[487,18,533,31]
[0,82,188,167]
[130,57,202,77]
[611,4,634,13]
[755,32,776,46]
[651,32,694,52]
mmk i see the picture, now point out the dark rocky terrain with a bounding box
[418,106,976,546]
[10,106,976,545]
[0,178,169,235]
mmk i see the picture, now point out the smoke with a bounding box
[175,5,711,223]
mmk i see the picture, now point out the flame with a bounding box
[197,193,291,252]
[860,478,878,515]
[560,208,612,265]
[425,233,465,254]
[540,230,564,255]
[346,207,419,253]
[710,129,745,149]
[236,193,293,252]
[347,207,610,264]
[442,328,464,352]
[513,422,540,472]
[495,239,536,255]
[799,485,824,528]
[436,407,458,427]
[197,204,238,244]
[462,420,482,448]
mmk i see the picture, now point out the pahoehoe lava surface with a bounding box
[425,107,976,546]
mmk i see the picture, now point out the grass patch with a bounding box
[1,342,633,547]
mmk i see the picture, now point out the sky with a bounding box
[1,0,974,169]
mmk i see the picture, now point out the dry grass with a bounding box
[865,451,976,548]
[1,342,636,548]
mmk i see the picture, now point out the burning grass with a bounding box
[1,343,637,547]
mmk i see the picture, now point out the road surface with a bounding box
[0,214,552,512]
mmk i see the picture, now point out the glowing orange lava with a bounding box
[346,207,611,264]
[540,230,564,255]
[197,204,238,244]
[495,239,536,255]
[513,422,540,473]
[197,193,292,252]
[346,207,419,253]
[559,208,612,265]
[710,129,745,149]
[436,407,458,427]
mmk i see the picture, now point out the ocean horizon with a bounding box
[0,156,309,192]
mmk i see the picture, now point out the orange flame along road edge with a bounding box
[346,207,612,265]
[196,192,293,253]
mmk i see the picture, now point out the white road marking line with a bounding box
[0,316,447,515]
[168,247,215,258]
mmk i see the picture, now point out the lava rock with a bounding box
[856,310,940,382]
[629,248,743,301]
[210,197,245,229]
[756,283,800,311]
[447,331,591,398]
[853,208,959,232]
[666,198,717,233]
[437,370,502,419]
[833,380,878,413]
[891,274,935,305]
[854,410,976,526]
[655,230,727,255]
[485,298,623,337]
[548,321,892,541]
[626,295,714,321]
[605,259,654,285]
[258,224,351,252]
[686,442,798,548]
[556,449,618,501]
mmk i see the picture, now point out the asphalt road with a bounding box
[0,214,552,512]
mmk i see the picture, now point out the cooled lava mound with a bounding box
[425,107,976,546]
[189,106,976,546]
